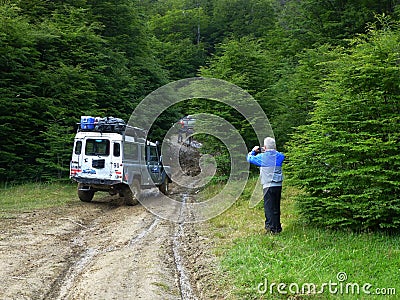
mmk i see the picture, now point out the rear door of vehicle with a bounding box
[82,137,112,180]
[111,140,123,182]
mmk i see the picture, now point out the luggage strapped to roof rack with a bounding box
[78,116,126,134]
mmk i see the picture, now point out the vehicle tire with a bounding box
[77,184,94,202]
[109,189,118,196]
[159,177,169,195]
[123,180,139,206]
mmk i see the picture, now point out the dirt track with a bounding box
[0,188,217,300]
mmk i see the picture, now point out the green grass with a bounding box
[205,178,400,299]
[0,182,77,217]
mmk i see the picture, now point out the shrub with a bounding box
[286,22,400,231]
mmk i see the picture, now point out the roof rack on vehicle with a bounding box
[78,116,127,133]
[125,125,147,142]
[76,116,148,143]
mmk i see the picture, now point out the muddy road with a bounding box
[0,188,217,300]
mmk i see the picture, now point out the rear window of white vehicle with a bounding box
[74,141,82,154]
[85,139,110,156]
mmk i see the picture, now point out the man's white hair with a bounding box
[264,137,276,150]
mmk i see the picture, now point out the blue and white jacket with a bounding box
[247,149,285,189]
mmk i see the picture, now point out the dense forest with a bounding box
[1,0,399,230]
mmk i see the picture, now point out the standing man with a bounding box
[177,118,185,143]
[247,137,285,234]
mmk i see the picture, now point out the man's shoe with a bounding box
[265,228,281,235]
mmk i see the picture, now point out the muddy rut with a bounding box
[0,189,215,300]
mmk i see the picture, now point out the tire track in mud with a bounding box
[172,193,198,300]
[47,190,201,300]
[170,190,224,300]
[53,248,99,300]
[53,215,162,300]
[47,205,167,300]
[128,217,160,246]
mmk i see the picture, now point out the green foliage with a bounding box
[150,37,206,80]
[271,45,342,146]
[279,0,397,48]
[0,3,43,181]
[209,0,277,42]
[200,37,274,149]
[148,1,208,80]
[286,23,400,231]
[201,37,270,92]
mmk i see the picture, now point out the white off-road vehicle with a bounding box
[70,116,171,205]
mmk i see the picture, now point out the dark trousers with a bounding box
[263,186,282,233]
[178,129,184,142]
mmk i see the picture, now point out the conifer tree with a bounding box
[286,21,400,230]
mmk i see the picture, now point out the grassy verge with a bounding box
[0,182,77,217]
[203,178,400,299]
